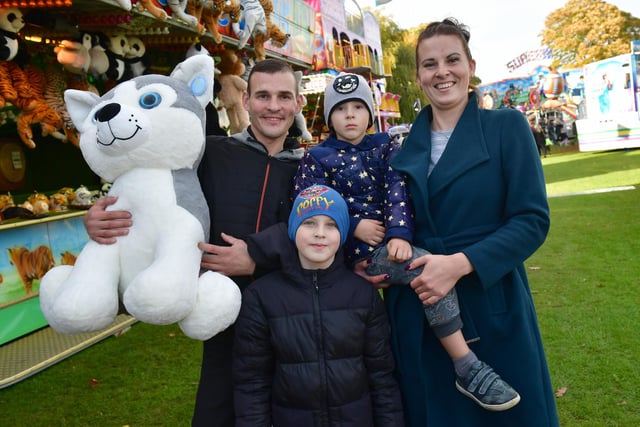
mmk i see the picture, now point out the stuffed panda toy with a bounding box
[0,7,25,62]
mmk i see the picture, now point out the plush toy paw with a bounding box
[179,271,242,340]
[40,264,120,334]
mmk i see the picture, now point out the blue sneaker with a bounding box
[455,360,521,411]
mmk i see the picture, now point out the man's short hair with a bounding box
[247,58,297,95]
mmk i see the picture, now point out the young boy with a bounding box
[292,74,520,411]
[232,185,404,426]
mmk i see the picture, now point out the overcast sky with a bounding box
[361,0,640,83]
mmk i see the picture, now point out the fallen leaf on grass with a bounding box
[528,266,541,270]
[89,378,100,388]
[168,333,176,337]
[555,386,567,397]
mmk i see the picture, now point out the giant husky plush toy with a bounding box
[40,55,241,341]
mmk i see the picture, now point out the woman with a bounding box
[379,18,560,426]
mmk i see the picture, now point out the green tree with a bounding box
[385,43,426,123]
[373,12,427,123]
[541,0,640,69]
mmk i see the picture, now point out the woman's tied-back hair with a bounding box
[415,17,475,91]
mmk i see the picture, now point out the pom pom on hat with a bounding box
[288,185,350,245]
[323,73,374,129]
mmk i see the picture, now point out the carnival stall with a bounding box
[0,0,318,387]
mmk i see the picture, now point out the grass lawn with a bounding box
[2,147,639,426]
[529,146,640,426]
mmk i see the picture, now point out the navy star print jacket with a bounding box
[293,132,414,265]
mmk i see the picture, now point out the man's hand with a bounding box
[84,196,132,244]
[199,232,256,277]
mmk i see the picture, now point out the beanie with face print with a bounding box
[288,185,350,246]
[323,73,375,129]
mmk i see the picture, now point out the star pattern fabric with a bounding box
[293,132,414,265]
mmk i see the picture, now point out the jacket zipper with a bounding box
[313,272,329,426]
[255,160,271,233]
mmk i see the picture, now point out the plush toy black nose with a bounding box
[95,103,121,122]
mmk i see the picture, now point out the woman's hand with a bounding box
[353,219,385,247]
[353,259,391,289]
[84,196,132,244]
[408,252,473,305]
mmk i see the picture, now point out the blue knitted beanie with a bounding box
[288,185,349,245]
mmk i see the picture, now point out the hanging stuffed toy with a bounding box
[232,0,267,50]
[0,7,37,111]
[88,32,110,77]
[251,0,289,61]
[122,36,150,80]
[104,33,129,82]
[54,32,93,75]
[216,47,249,134]
[39,54,242,341]
[168,0,205,34]
[190,0,241,44]
[292,71,312,141]
[135,0,169,20]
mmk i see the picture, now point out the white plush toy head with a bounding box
[64,55,214,182]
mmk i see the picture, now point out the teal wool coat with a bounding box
[388,93,560,427]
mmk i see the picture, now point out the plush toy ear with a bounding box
[170,55,214,109]
[63,89,101,132]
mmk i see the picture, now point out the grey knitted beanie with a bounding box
[323,73,374,128]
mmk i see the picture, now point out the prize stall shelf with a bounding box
[0,210,136,389]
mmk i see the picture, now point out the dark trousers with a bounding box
[192,324,235,427]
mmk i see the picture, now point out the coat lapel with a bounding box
[391,109,432,226]
[428,93,490,197]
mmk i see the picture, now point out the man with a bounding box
[84,58,305,426]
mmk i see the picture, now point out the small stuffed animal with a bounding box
[104,33,129,81]
[251,0,288,61]
[292,71,312,141]
[216,47,249,134]
[71,185,93,207]
[191,0,241,44]
[54,33,93,75]
[168,0,204,34]
[39,54,241,341]
[27,192,50,215]
[136,0,169,20]
[0,7,24,61]
[49,192,69,211]
[88,32,110,76]
[122,36,150,80]
[232,0,267,50]
[253,19,289,61]
[115,0,132,10]
[0,7,37,111]
[0,192,14,211]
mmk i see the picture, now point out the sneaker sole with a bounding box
[455,381,521,411]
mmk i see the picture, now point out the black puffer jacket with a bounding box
[233,223,404,427]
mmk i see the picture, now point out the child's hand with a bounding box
[386,238,412,262]
[354,219,385,247]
